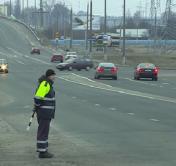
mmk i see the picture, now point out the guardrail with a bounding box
[0,15,40,42]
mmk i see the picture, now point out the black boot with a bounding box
[39,151,54,158]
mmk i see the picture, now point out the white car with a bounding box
[0,59,8,73]
[65,52,78,60]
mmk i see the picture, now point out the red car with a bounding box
[31,47,40,54]
[134,63,159,81]
[51,54,64,63]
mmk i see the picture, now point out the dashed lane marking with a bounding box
[127,113,135,116]
[149,118,160,122]
[109,108,117,111]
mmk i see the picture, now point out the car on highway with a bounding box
[134,63,159,81]
[94,63,118,80]
[65,52,78,60]
[31,47,40,54]
[0,59,8,73]
[51,54,64,63]
[56,58,93,71]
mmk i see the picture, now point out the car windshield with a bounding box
[138,63,155,68]
[99,63,115,67]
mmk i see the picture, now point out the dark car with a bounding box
[94,63,118,80]
[51,54,64,63]
[134,63,159,81]
[31,47,40,54]
[56,58,93,71]
[0,59,8,73]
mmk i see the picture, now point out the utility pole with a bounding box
[154,7,157,52]
[70,7,73,49]
[10,0,11,16]
[86,2,89,51]
[27,0,29,25]
[104,0,107,58]
[35,0,37,30]
[89,0,92,53]
[40,0,43,28]
[104,0,107,34]
[22,0,24,20]
[122,0,126,65]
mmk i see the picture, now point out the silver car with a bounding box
[94,63,118,80]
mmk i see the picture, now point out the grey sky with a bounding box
[67,0,166,16]
[69,0,139,16]
[16,0,167,17]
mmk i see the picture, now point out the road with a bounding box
[1,18,176,166]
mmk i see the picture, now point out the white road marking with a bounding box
[127,113,135,116]
[162,83,169,85]
[109,108,117,111]
[72,73,113,88]
[95,104,100,106]
[72,96,77,99]
[56,75,176,104]
[26,56,51,65]
[118,91,126,94]
[6,47,51,65]
[149,118,160,122]
[16,60,25,64]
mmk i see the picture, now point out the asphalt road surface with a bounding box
[1,18,176,166]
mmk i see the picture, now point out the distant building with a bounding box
[0,4,8,16]
[116,29,149,39]
[73,15,101,31]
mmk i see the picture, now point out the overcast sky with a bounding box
[18,0,167,17]
[67,0,142,16]
[66,0,167,16]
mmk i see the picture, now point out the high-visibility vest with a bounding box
[34,80,55,119]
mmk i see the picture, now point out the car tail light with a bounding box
[111,67,117,73]
[137,68,144,73]
[153,67,158,74]
[97,67,104,73]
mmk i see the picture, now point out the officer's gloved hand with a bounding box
[34,104,40,111]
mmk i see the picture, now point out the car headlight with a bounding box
[1,65,7,70]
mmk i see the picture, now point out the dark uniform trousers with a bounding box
[37,118,51,152]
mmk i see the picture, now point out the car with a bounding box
[0,59,8,73]
[134,63,159,81]
[51,54,64,63]
[65,52,78,60]
[94,63,118,80]
[31,47,40,54]
[56,58,93,71]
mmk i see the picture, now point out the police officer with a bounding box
[34,69,56,158]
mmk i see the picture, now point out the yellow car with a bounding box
[0,59,8,73]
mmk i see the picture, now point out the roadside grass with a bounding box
[69,45,176,68]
